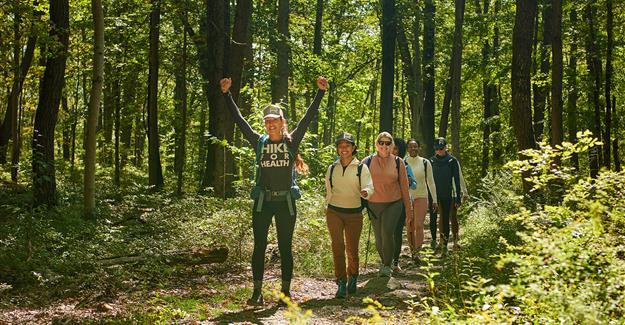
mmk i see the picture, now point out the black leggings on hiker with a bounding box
[251,199,297,282]
[430,198,452,246]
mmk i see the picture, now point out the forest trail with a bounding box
[212,253,431,324]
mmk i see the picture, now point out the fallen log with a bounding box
[99,246,228,267]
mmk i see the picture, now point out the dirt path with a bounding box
[212,250,432,324]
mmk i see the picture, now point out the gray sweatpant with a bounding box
[368,200,403,267]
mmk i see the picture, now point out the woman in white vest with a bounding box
[325,132,374,298]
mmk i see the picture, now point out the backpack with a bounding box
[250,134,301,201]
[328,159,366,210]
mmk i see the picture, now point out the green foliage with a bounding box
[408,135,625,323]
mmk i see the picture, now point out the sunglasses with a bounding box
[377,140,392,146]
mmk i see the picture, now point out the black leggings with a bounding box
[430,198,452,246]
[251,199,297,282]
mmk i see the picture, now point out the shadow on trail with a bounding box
[212,305,280,325]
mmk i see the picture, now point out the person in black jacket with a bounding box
[429,137,462,255]
[220,76,327,306]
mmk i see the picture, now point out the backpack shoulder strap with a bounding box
[395,156,401,181]
[329,160,339,188]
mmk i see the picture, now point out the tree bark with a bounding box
[566,9,578,169]
[603,0,613,169]
[0,29,36,164]
[147,0,164,190]
[379,0,396,133]
[32,0,69,207]
[584,3,602,178]
[422,0,435,156]
[271,0,289,105]
[532,0,551,143]
[411,4,423,142]
[174,16,188,196]
[511,0,537,193]
[550,0,562,149]
[449,0,465,159]
[84,0,105,218]
[114,78,121,187]
[612,96,620,172]
[479,0,492,177]
[310,0,323,146]
[490,0,502,166]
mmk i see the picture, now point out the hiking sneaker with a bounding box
[392,261,402,273]
[246,289,264,306]
[347,275,358,294]
[379,265,392,277]
[335,279,347,299]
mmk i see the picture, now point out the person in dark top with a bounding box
[220,76,327,306]
[429,137,462,255]
[391,137,416,272]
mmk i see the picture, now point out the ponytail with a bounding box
[281,119,310,175]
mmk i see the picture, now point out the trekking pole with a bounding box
[363,210,372,273]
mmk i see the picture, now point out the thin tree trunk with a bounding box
[174,17,188,196]
[603,0,613,169]
[612,96,620,171]
[147,0,164,189]
[310,0,323,146]
[114,78,121,186]
[379,0,396,133]
[439,79,451,137]
[584,3,602,178]
[411,4,423,141]
[32,0,69,207]
[480,0,492,177]
[491,0,502,166]
[566,9,578,169]
[550,0,562,149]
[271,0,289,105]
[422,0,435,155]
[533,0,551,143]
[84,0,105,218]
[450,0,465,159]
[511,0,537,194]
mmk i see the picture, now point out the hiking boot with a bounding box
[430,239,437,250]
[335,279,347,299]
[347,275,358,294]
[246,289,264,306]
[379,265,392,277]
[392,260,402,273]
[441,244,449,257]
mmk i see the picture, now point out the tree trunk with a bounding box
[584,3,602,178]
[566,9,578,170]
[32,0,69,207]
[0,29,36,164]
[422,0,435,156]
[310,0,323,146]
[450,0,465,159]
[411,4,423,142]
[603,0,613,169]
[550,0,562,149]
[612,96,620,172]
[533,0,551,143]
[511,0,537,193]
[491,0,502,166]
[271,0,289,105]
[397,20,417,135]
[479,0,491,177]
[147,0,164,190]
[114,77,121,187]
[379,0,396,133]
[84,0,105,218]
[439,79,451,137]
[174,16,188,196]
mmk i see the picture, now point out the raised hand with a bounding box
[316,76,328,91]
[220,78,232,94]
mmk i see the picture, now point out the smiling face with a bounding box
[408,141,420,157]
[264,117,283,138]
[336,140,355,160]
[376,136,393,157]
